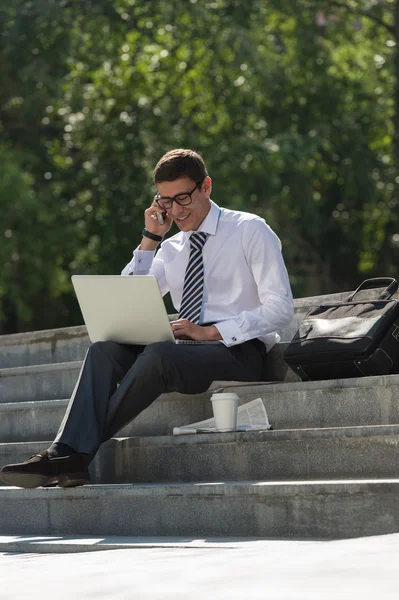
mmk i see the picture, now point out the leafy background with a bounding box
[1,0,398,333]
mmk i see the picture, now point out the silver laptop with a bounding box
[71,275,220,346]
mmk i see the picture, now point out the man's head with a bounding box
[153,149,212,232]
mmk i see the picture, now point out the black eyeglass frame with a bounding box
[155,180,203,210]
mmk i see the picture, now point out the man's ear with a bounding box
[201,176,212,198]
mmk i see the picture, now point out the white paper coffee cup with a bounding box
[210,392,239,432]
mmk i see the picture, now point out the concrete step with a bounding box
[1,374,399,440]
[0,400,68,443]
[0,292,399,386]
[2,289,383,370]
[0,534,270,554]
[2,424,399,484]
[0,361,82,403]
[0,479,398,539]
[94,424,399,484]
[0,348,298,409]
[0,326,89,369]
[0,352,298,408]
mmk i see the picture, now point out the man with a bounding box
[0,148,294,489]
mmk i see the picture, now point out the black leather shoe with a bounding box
[0,450,90,489]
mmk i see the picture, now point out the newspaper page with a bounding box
[173,397,272,435]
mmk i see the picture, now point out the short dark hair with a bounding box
[153,148,208,185]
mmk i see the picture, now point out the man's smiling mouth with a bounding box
[176,215,189,221]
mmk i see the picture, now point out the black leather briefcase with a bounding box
[283,278,399,381]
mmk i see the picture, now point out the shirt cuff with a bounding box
[213,319,244,347]
[130,247,156,275]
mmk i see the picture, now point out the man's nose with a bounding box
[171,202,185,216]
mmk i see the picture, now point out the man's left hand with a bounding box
[170,319,222,341]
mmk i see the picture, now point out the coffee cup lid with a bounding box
[210,392,239,401]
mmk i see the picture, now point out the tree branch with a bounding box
[327,1,395,35]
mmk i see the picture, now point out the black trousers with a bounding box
[54,339,267,458]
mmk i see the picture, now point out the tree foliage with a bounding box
[0,0,398,333]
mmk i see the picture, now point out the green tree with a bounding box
[0,0,398,333]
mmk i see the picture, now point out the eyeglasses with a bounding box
[155,181,202,210]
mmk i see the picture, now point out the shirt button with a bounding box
[232,337,237,341]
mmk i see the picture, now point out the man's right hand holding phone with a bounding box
[141,196,172,250]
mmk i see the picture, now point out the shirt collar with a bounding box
[181,200,221,244]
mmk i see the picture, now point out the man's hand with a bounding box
[170,319,222,341]
[140,197,174,251]
[144,197,173,237]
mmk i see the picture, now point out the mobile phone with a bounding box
[156,211,165,225]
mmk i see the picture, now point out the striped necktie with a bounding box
[179,232,209,324]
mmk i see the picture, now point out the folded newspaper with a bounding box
[173,397,272,435]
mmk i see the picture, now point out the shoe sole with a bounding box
[57,473,90,488]
[0,472,90,489]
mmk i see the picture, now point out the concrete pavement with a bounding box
[0,533,398,599]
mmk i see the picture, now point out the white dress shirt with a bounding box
[121,200,294,349]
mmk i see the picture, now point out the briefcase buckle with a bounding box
[392,325,399,344]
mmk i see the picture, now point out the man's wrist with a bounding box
[139,237,159,251]
[142,228,163,242]
[140,228,163,251]
[206,325,223,341]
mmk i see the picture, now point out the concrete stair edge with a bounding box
[1,374,399,442]
[0,479,399,539]
[0,352,398,404]
[0,360,83,376]
[2,421,399,450]
[2,286,397,344]
[0,534,272,554]
[0,290,352,344]
[3,288,397,370]
[2,424,399,484]
[3,478,399,495]
[0,347,299,395]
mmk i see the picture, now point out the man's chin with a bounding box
[174,217,191,230]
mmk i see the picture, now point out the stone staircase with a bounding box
[1,290,399,540]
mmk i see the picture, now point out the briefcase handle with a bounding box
[346,278,398,302]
